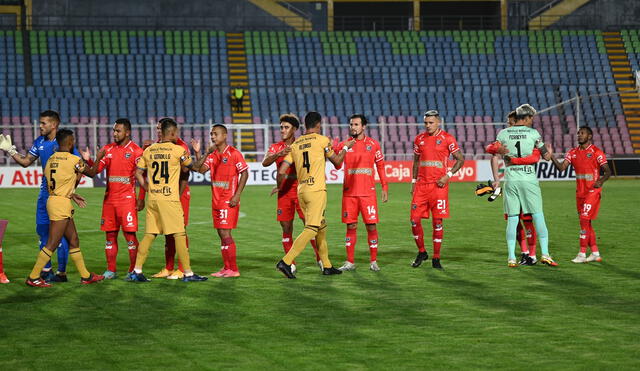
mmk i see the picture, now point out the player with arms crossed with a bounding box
[336,114,388,272]
[25,129,104,287]
[191,124,248,278]
[262,114,321,273]
[410,110,465,270]
[546,126,610,263]
[494,104,556,267]
[275,111,354,278]
[130,118,207,282]
[82,118,143,279]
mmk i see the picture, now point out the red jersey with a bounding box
[564,144,607,198]
[267,141,298,196]
[336,136,388,197]
[204,145,249,204]
[97,140,143,202]
[175,137,191,195]
[413,129,460,184]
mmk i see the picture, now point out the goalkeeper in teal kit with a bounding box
[494,104,558,267]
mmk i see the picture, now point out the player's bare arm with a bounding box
[0,134,37,167]
[594,163,611,188]
[547,145,569,172]
[328,138,355,168]
[229,170,248,208]
[411,153,419,194]
[437,151,464,188]
[262,146,290,167]
[191,142,213,174]
[135,168,148,192]
[70,193,87,208]
[276,160,292,191]
[490,155,501,189]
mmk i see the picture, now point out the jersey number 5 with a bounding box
[151,161,169,184]
[49,169,57,191]
[302,151,310,173]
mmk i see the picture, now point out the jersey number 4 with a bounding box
[302,151,311,173]
[151,161,169,184]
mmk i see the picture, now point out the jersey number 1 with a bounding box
[515,141,522,157]
[151,161,169,184]
[302,151,310,173]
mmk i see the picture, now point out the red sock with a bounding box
[579,219,590,254]
[222,237,237,271]
[432,219,443,259]
[0,244,4,273]
[345,227,357,263]
[516,222,528,253]
[588,222,599,253]
[310,238,320,262]
[165,235,176,271]
[123,232,138,273]
[177,236,189,272]
[105,231,118,272]
[523,220,536,256]
[282,232,295,265]
[367,228,379,262]
[411,220,425,253]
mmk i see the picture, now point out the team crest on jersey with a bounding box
[366,145,372,151]
[411,204,417,210]
[222,157,228,164]
[125,153,131,159]
[436,140,442,145]
[586,153,592,158]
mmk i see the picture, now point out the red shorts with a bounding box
[576,189,601,220]
[277,191,304,222]
[213,201,240,229]
[101,199,138,232]
[342,195,379,224]
[503,212,533,221]
[181,188,190,226]
[410,183,449,220]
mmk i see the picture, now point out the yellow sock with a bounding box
[173,232,191,273]
[134,233,156,272]
[69,248,90,279]
[315,224,332,268]
[29,248,53,279]
[283,226,318,265]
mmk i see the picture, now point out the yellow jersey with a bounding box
[138,142,192,202]
[283,133,335,193]
[44,151,85,198]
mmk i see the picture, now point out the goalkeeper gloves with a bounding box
[475,181,502,202]
[0,134,17,156]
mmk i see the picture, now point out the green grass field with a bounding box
[1,180,639,369]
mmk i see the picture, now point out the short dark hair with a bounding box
[279,113,300,129]
[507,111,516,120]
[56,128,74,144]
[579,126,593,136]
[159,117,178,135]
[349,114,368,126]
[115,118,132,132]
[40,110,61,123]
[212,124,227,133]
[304,111,322,130]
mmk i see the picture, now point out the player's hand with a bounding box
[80,146,92,161]
[545,143,554,155]
[279,146,291,157]
[593,180,604,189]
[136,198,145,211]
[436,175,449,188]
[542,152,552,161]
[381,189,388,203]
[96,147,106,162]
[70,193,87,208]
[270,186,279,196]
[496,145,509,155]
[0,134,15,153]
[229,194,240,208]
[345,138,356,149]
[191,138,201,153]
[503,155,512,166]
[206,145,216,154]
[492,181,500,190]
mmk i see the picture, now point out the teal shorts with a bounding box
[503,181,543,216]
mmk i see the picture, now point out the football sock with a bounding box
[315,224,332,268]
[516,222,528,254]
[411,221,426,253]
[432,219,443,259]
[105,231,119,272]
[367,228,379,263]
[69,248,90,279]
[506,215,519,260]
[0,244,3,273]
[29,247,53,279]
[579,219,590,254]
[588,222,599,253]
[531,212,549,256]
[173,232,191,273]
[123,232,138,272]
[283,226,318,265]
[57,237,69,273]
[36,224,52,270]
[523,219,537,257]
[177,236,189,272]
[345,227,357,263]
[134,233,156,272]
[222,237,238,271]
[164,235,176,271]
[220,243,229,270]
[282,232,295,265]
[310,238,320,262]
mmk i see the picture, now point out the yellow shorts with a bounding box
[145,200,185,235]
[298,190,326,227]
[47,196,74,221]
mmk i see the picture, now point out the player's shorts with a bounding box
[101,199,138,232]
[503,181,543,216]
[576,189,601,220]
[277,191,304,222]
[342,195,379,224]
[410,183,449,220]
[46,196,74,221]
[181,188,190,226]
[145,200,185,235]
[213,201,240,229]
[298,190,327,227]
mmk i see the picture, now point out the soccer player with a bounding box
[546,126,610,263]
[25,129,104,287]
[130,118,206,282]
[0,110,86,282]
[261,113,321,273]
[275,111,354,279]
[191,124,248,278]
[0,219,9,283]
[410,110,465,270]
[82,119,143,279]
[336,114,388,272]
[494,104,556,267]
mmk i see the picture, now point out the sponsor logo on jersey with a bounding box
[575,174,594,181]
[109,176,131,184]
[419,161,443,168]
[212,181,230,189]
[348,168,373,175]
